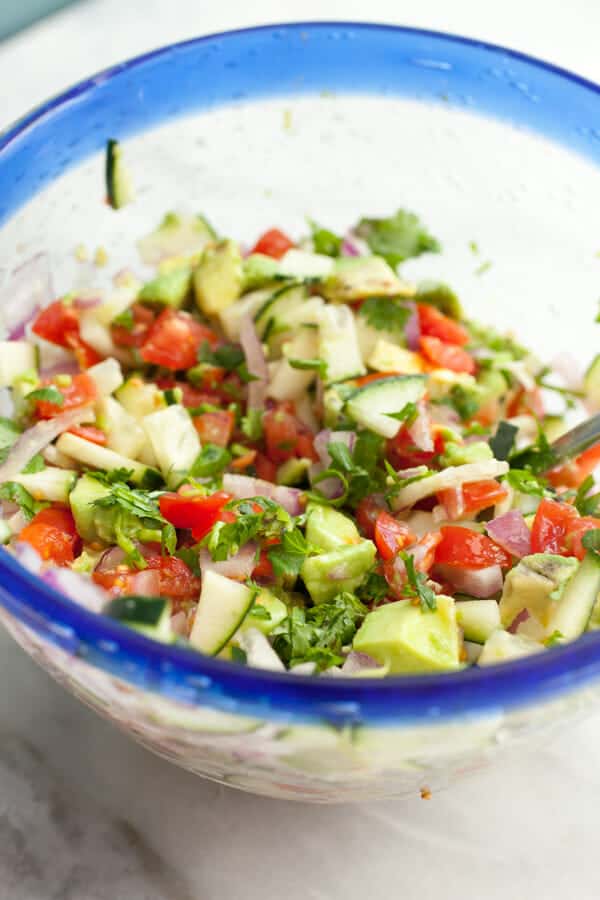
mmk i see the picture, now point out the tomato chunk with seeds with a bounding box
[140,309,219,370]
[419,336,476,375]
[434,525,512,569]
[159,490,232,541]
[417,304,469,346]
[18,507,80,566]
[374,511,415,560]
[250,228,294,260]
[35,373,97,419]
[193,410,235,447]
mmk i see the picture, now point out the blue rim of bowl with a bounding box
[1,21,600,726]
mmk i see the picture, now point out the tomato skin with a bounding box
[438,480,508,519]
[263,406,299,464]
[31,300,79,347]
[356,496,387,539]
[254,452,277,482]
[387,426,440,470]
[35,373,97,419]
[231,450,257,471]
[374,511,415,560]
[193,409,235,447]
[547,442,600,490]
[417,304,469,346]
[434,525,512,569]
[354,372,400,387]
[140,310,219,370]
[94,555,200,613]
[159,490,232,540]
[565,516,600,560]
[250,228,294,260]
[18,506,80,566]
[419,336,476,375]
[111,303,155,348]
[506,386,545,420]
[295,432,319,462]
[530,498,577,555]
[67,425,107,446]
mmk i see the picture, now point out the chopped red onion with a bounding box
[199,544,257,581]
[222,474,303,515]
[40,566,107,613]
[11,542,43,574]
[507,609,530,634]
[170,611,188,637]
[341,235,361,257]
[0,405,94,484]
[95,543,154,574]
[433,563,504,598]
[404,302,420,351]
[129,568,161,595]
[73,295,102,310]
[407,400,433,452]
[341,651,381,674]
[240,314,268,410]
[486,510,531,559]
[310,430,356,499]
[0,252,53,339]
[438,485,465,520]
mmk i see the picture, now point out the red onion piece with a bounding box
[438,486,465,520]
[433,563,504,598]
[341,235,361,257]
[39,358,81,380]
[129,568,161,595]
[486,510,531,559]
[94,544,155,574]
[222,474,303,515]
[342,651,381,674]
[11,542,43,574]
[0,405,94,483]
[199,544,257,581]
[0,252,53,339]
[404,302,420,351]
[40,567,108,613]
[170,611,188,637]
[508,609,530,634]
[73,295,102,310]
[407,401,433,453]
[240,314,268,410]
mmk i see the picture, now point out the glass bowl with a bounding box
[1,22,600,803]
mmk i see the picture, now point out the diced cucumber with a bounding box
[138,267,192,308]
[455,599,501,644]
[189,571,255,655]
[193,239,243,316]
[115,377,166,420]
[105,595,173,642]
[276,457,311,486]
[13,467,77,503]
[241,254,280,291]
[96,396,146,458]
[236,627,285,670]
[477,629,544,666]
[546,552,600,642]
[137,212,216,266]
[584,354,600,411]
[79,311,117,358]
[219,287,273,341]
[240,588,288,636]
[318,305,365,384]
[105,139,134,209]
[142,405,200,487]
[86,358,123,396]
[368,339,424,375]
[254,284,308,338]
[463,640,482,665]
[94,285,141,327]
[345,374,426,438]
[56,433,161,486]
[0,341,37,388]
[268,326,320,402]
[278,249,335,279]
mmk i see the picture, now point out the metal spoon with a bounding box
[545,413,600,471]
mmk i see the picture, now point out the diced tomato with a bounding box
[419,336,476,375]
[565,516,600,560]
[193,409,235,447]
[252,550,274,580]
[18,506,80,566]
[66,333,103,369]
[189,365,227,392]
[354,372,400,387]
[547,442,600,490]
[31,300,80,347]
[35,373,97,419]
[67,425,107,446]
[250,228,294,260]
[530,498,579,556]
[94,554,201,613]
[417,304,469,346]
[356,496,387,539]
[434,525,512,569]
[374,511,415,560]
[382,531,441,596]
[263,405,300,464]
[231,450,257,470]
[111,303,155,348]
[295,432,319,462]
[506,386,545,419]
[140,309,219,370]
[438,480,508,519]
[159,490,232,541]
[386,425,443,470]
[254,452,277,482]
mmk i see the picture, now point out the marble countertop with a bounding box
[2,2,600,898]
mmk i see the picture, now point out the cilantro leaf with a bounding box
[189,444,231,479]
[27,386,64,407]
[509,429,557,475]
[505,469,550,497]
[582,529,600,554]
[22,453,45,474]
[489,421,518,461]
[358,297,412,333]
[574,475,600,517]
[309,220,342,257]
[288,357,328,379]
[230,646,248,664]
[356,570,389,605]
[0,482,47,521]
[92,481,173,567]
[112,308,135,331]
[544,630,564,648]
[0,417,21,465]
[355,208,440,267]
[402,553,437,612]
[204,497,292,561]
[309,432,385,509]
[198,341,245,371]
[175,546,202,577]
[385,401,418,425]
[268,528,313,578]
[88,468,136,485]
[447,384,480,422]
[240,408,263,441]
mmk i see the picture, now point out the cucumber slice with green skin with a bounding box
[13,467,77,503]
[142,404,200,488]
[96,396,146,459]
[189,571,255,655]
[254,283,308,338]
[0,342,37,388]
[105,595,172,643]
[55,433,162,487]
[546,552,600,642]
[455,599,501,644]
[105,139,134,210]
[345,374,427,438]
[318,304,365,385]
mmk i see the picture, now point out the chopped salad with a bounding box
[2,167,600,676]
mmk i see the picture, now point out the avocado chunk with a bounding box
[305,503,360,552]
[301,540,376,604]
[499,553,579,628]
[321,256,414,303]
[193,239,243,316]
[416,280,463,319]
[440,441,494,468]
[138,267,192,308]
[242,253,280,291]
[353,596,462,673]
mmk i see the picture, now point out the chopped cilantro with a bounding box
[22,453,45,474]
[505,469,549,497]
[475,260,492,276]
[27,386,64,407]
[402,553,437,612]
[489,421,518,461]
[574,475,600,517]
[582,528,600,554]
[385,401,418,426]
[355,208,440,267]
[309,432,385,508]
[544,630,564,648]
[0,482,47,521]
[358,297,412,333]
[112,308,135,331]
[230,646,248,664]
[288,357,328,379]
[309,220,342,257]
[268,528,314,578]
[88,467,135,485]
[356,570,389,606]
[189,444,231,479]
[509,429,557,475]
[240,408,263,441]
[92,481,175,567]
[175,546,202,577]
[447,384,481,422]
[204,497,292,561]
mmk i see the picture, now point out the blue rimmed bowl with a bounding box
[1,23,600,802]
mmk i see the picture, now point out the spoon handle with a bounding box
[548,412,600,467]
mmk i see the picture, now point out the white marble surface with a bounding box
[2,2,600,898]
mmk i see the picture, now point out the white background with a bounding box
[1,2,600,898]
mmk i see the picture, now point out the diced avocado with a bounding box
[318,304,365,384]
[105,595,173,643]
[242,253,281,290]
[96,396,146,459]
[56,433,160,487]
[345,374,426,438]
[240,588,288,636]
[353,596,462,674]
[69,474,113,543]
[499,553,579,628]
[142,404,200,488]
[455,599,501,644]
[138,267,192,308]
[322,384,350,429]
[416,281,463,318]
[86,358,123,396]
[0,341,37,388]
[427,369,478,402]
[322,257,414,303]
[13,467,77,504]
[440,441,494,468]
[276,457,311,486]
[115,376,166,421]
[137,212,215,266]
[477,629,544,665]
[368,340,424,375]
[193,239,243,316]
[305,503,360,551]
[547,552,600,641]
[300,540,376,604]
